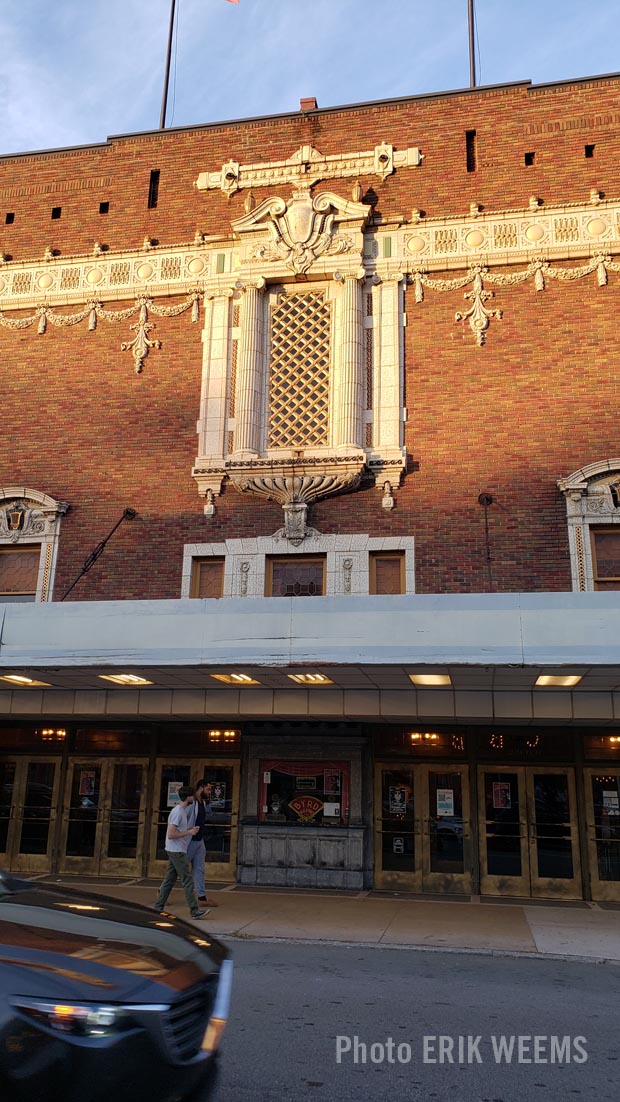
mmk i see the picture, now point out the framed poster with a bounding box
[492,781,512,810]
[167,781,182,807]
[436,788,454,817]
[78,770,96,797]
[324,770,342,796]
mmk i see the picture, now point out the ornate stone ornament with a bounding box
[231,188,369,275]
[196,143,423,196]
[230,459,365,544]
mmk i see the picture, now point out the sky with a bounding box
[0,0,618,156]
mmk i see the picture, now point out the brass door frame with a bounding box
[148,758,240,881]
[478,765,582,900]
[99,758,149,877]
[58,757,149,877]
[373,764,421,892]
[421,764,472,895]
[583,767,620,902]
[374,763,472,895]
[0,756,62,874]
[526,766,582,900]
[478,766,530,897]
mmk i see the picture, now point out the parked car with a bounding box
[0,871,232,1102]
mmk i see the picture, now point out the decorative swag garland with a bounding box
[0,291,201,372]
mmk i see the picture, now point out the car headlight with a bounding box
[12,998,128,1037]
[202,958,233,1055]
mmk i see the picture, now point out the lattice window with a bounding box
[267,291,331,449]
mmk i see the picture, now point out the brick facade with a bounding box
[1,76,619,599]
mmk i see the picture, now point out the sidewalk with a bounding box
[41,876,620,963]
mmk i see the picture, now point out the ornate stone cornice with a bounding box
[196,142,423,196]
[231,187,370,275]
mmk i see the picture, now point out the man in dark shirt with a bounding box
[187,779,218,907]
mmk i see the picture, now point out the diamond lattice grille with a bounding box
[268,292,331,449]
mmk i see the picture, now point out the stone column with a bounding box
[233,278,265,456]
[334,269,365,450]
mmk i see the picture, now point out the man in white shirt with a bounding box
[153,786,209,919]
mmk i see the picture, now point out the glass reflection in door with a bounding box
[590,774,620,882]
[203,767,234,864]
[0,761,16,853]
[428,771,464,875]
[155,765,191,860]
[107,763,143,860]
[19,761,55,855]
[531,773,574,880]
[65,765,101,857]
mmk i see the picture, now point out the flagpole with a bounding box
[159,0,176,129]
[468,0,476,88]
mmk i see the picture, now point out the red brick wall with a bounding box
[1,76,619,598]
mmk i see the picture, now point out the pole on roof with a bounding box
[468,0,477,88]
[159,0,177,129]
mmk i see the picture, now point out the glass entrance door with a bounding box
[374,764,472,894]
[584,769,620,901]
[148,759,240,881]
[478,767,582,899]
[0,756,61,874]
[58,758,148,877]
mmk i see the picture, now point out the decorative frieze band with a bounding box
[0,247,211,305]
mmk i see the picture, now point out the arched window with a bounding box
[558,460,620,591]
[0,487,68,602]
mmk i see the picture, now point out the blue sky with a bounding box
[0,0,618,156]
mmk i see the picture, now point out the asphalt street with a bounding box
[211,939,620,1102]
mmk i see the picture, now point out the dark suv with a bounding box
[0,872,231,1102]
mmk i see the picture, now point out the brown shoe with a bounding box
[198,897,219,907]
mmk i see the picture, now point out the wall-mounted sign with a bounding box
[389,786,407,815]
[323,801,341,818]
[296,776,317,790]
[493,782,512,810]
[288,795,323,823]
[167,781,182,807]
[436,788,454,817]
[209,782,226,809]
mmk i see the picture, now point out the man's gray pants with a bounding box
[155,850,201,915]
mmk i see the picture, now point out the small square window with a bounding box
[585,144,595,159]
[0,547,40,601]
[370,551,405,595]
[99,201,110,214]
[266,555,325,597]
[524,151,535,166]
[5,212,14,225]
[191,558,224,598]
[51,207,61,220]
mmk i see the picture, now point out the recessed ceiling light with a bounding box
[0,674,51,687]
[288,673,334,685]
[98,674,154,686]
[210,673,261,685]
[408,673,452,687]
[535,674,583,688]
